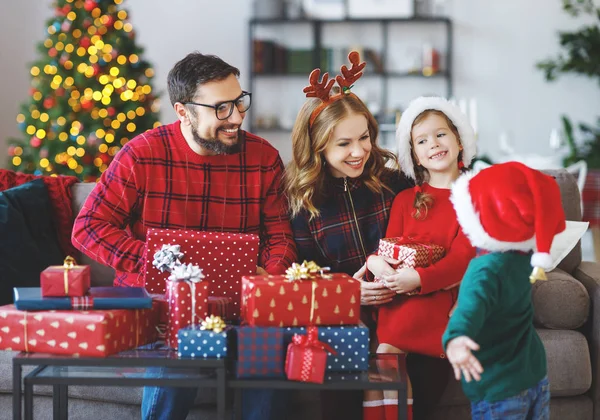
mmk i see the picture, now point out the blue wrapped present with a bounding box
[235,326,285,378]
[13,287,153,310]
[177,325,232,359]
[284,323,370,372]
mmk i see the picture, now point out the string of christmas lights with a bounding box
[8,0,160,181]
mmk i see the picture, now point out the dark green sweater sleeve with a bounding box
[442,262,499,351]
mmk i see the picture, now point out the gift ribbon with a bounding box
[22,312,29,352]
[200,315,226,333]
[63,256,76,294]
[291,326,337,381]
[71,296,94,310]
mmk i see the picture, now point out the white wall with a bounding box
[1,0,599,166]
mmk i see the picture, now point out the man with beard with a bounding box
[72,52,297,420]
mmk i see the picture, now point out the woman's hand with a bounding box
[381,268,421,294]
[446,336,483,382]
[366,255,399,279]
[357,278,396,306]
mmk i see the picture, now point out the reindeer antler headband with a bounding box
[303,51,366,127]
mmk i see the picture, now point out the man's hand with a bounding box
[446,336,483,382]
[352,263,367,280]
[256,266,268,276]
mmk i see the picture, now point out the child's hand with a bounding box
[446,336,483,382]
[380,268,421,294]
[366,255,399,279]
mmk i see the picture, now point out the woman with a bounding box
[284,52,411,420]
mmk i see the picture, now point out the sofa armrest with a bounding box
[573,261,600,420]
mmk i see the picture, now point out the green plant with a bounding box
[536,0,600,168]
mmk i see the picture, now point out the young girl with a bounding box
[366,96,477,420]
[284,52,412,420]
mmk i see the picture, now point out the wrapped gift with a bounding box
[208,296,231,319]
[235,326,285,378]
[165,264,209,349]
[40,256,90,297]
[143,229,260,320]
[0,303,159,356]
[241,261,360,327]
[284,322,370,372]
[14,287,153,311]
[378,237,445,269]
[177,316,231,359]
[285,326,335,384]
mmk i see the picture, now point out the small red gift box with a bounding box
[165,278,209,349]
[241,262,360,327]
[378,238,445,269]
[285,326,336,384]
[208,296,231,319]
[144,229,259,320]
[0,303,159,356]
[40,256,90,297]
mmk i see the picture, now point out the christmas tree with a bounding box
[8,0,160,181]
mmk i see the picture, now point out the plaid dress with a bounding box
[290,169,412,276]
[72,121,297,287]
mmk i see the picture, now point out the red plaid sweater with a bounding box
[72,121,297,287]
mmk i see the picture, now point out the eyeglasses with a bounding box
[182,91,252,120]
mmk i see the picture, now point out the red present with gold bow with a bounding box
[165,263,209,349]
[40,256,91,297]
[0,302,159,357]
[241,261,360,327]
[285,326,336,384]
[378,237,445,269]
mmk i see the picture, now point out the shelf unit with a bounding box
[248,17,453,134]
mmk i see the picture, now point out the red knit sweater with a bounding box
[377,183,475,357]
[72,121,297,287]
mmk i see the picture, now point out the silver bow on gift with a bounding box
[152,244,185,273]
[168,263,205,283]
[168,263,206,325]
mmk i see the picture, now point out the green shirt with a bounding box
[442,251,547,403]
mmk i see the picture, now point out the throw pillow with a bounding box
[0,179,65,305]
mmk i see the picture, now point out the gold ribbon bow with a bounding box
[200,315,226,333]
[63,256,77,294]
[285,261,331,324]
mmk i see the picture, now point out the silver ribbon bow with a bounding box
[152,244,184,273]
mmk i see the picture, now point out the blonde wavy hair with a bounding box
[411,109,465,219]
[285,94,398,219]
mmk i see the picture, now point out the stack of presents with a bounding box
[0,229,442,384]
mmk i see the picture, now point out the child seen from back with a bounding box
[443,161,566,420]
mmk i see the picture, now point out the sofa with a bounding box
[0,168,599,420]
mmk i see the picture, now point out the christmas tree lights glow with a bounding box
[8,0,160,181]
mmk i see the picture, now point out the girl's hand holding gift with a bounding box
[446,336,483,383]
[358,278,396,306]
[366,255,399,279]
[381,267,421,294]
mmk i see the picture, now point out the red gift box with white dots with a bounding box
[143,229,260,320]
[0,303,159,357]
[165,280,208,349]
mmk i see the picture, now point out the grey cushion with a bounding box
[539,329,591,397]
[542,169,583,274]
[533,268,590,329]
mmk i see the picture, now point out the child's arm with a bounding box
[442,262,499,367]
[446,336,483,382]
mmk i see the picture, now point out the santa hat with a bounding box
[396,96,477,181]
[450,161,566,272]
